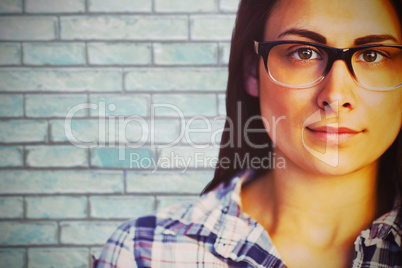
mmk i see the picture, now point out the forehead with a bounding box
[265,0,401,45]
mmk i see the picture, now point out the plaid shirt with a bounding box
[95,170,402,267]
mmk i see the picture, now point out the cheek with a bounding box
[258,65,313,147]
[366,92,402,142]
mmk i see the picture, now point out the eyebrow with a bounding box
[278,29,327,44]
[278,29,399,46]
[353,34,398,45]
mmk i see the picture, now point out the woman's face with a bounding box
[259,0,402,175]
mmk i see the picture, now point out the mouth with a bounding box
[305,125,363,143]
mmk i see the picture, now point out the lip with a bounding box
[307,126,361,134]
[306,125,363,143]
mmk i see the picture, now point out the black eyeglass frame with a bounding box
[254,40,402,90]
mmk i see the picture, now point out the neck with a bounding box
[241,149,380,250]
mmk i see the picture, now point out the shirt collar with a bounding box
[187,169,284,267]
[360,194,402,247]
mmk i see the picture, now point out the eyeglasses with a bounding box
[254,40,402,91]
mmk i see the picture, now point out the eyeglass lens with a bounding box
[266,43,402,89]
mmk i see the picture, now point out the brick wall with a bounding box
[0,0,239,266]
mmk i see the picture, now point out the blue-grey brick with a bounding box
[0,249,25,268]
[60,221,121,245]
[158,146,219,169]
[61,16,188,40]
[126,68,227,91]
[154,43,217,65]
[23,43,85,65]
[155,0,216,12]
[157,196,198,210]
[51,117,178,146]
[126,170,214,193]
[183,117,225,145]
[26,196,87,219]
[0,170,123,194]
[0,43,20,65]
[91,147,154,168]
[219,42,231,64]
[28,248,88,268]
[0,146,23,167]
[0,0,22,13]
[0,94,23,117]
[0,222,57,245]
[190,15,235,40]
[0,197,23,218]
[0,16,56,40]
[26,94,87,118]
[0,69,122,92]
[90,196,154,219]
[26,0,85,13]
[26,145,88,167]
[88,43,151,65]
[89,0,151,12]
[220,0,240,12]
[152,119,181,144]
[90,94,149,117]
[0,120,47,143]
[152,94,217,116]
[218,93,226,115]
[50,119,107,144]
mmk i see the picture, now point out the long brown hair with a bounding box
[202,0,402,197]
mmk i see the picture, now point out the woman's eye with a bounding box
[292,48,321,60]
[358,50,385,63]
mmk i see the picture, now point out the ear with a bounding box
[243,54,259,97]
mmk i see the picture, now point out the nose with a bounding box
[316,60,357,114]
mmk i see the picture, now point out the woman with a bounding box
[96,0,402,266]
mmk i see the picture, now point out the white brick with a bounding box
[26,0,85,13]
[191,15,235,40]
[25,94,87,118]
[154,43,217,65]
[89,0,151,12]
[152,94,217,117]
[0,197,23,218]
[0,222,57,245]
[0,146,23,167]
[0,249,25,268]
[26,196,87,219]
[89,94,149,117]
[126,170,214,193]
[155,0,216,12]
[0,0,22,13]
[23,43,86,65]
[0,69,122,92]
[0,43,20,65]
[0,170,124,194]
[126,68,227,91]
[28,248,88,268]
[0,94,23,117]
[220,0,240,12]
[88,43,151,65]
[26,145,88,167]
[0,16,56,40]
[61,16,188,40]
[0,120,47,143]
